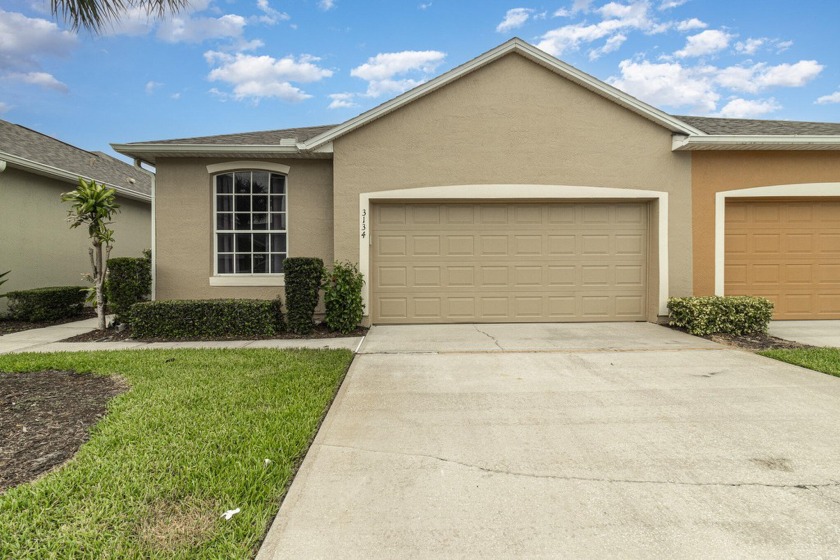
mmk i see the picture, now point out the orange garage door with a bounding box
[725,199,840,319]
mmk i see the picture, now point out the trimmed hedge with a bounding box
[129,299,283,339]
[106,253,151,322]
[284,257,324,334]
[6,286,86,322]
[668,296,774,336]
[324,261,365,334]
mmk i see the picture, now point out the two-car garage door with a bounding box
[370,201,649,324]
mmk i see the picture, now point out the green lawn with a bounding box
[0,348,353,559]
[760,347,840,378]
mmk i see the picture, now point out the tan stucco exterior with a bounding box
[691,151,840,296]
[154,157,333,300]
[332,52,694,314]
[0,166,150,307]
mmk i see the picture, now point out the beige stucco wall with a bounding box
[0,166,150,309]
[691,151,840,296]
[333,52,694,312]
[154,157,333,300]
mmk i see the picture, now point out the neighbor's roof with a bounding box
[676,115,840,136]
[0,119,151,201]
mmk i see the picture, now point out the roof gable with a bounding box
[303,38,704,150]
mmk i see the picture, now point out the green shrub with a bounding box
[106,253,151,322]
[667,296,774,336]
[130,299,283,339]
[284,257,324,334]
[324,261,365,334]
[6,286,86,322]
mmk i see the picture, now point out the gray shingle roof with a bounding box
[132,125,337,145]
[675,115,840,136]
[0,119,151,198]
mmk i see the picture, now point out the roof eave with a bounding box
[111,142,332,163]
[672,135,840,151]
[303,38,703,150]
[0,151,151,202]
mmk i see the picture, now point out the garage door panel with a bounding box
[372,202,648,324]
[725,200,840,320]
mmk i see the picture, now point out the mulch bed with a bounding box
[0,370,127,492]
[703,331,812,351]
[0,309,98,336]
[61,323,368,343]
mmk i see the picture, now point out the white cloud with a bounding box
[717,97,781,118]
[0,9,76,70]
[608,59,719,113]
[171,92,182,100]
[735,37,764,55]
[8,71,68,92]
[351,50,445,97]
[318,0,335,10]
[658,0,687,9]
[816,91,840,105]
[327,92,357,109]
[102,6,155,36]
[206,51,333,102]
[775,40,793,53]
[676,18,706,31]
[572,0,593,12]
[497,8,533,33]
[158,14,247,43]
[145,80,163,94]
[255,0,289,25]
[419,2,432,9]
[716,60,823,93]
[589,33,626,60]
[538,1,665,58]
[0,101,9,113]
[674,29,732,58]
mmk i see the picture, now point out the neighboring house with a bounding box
[0,119,151,307]
[113,38,840,324]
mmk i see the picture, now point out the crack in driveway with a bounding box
[320,442,840,491]
[472,325,504,350]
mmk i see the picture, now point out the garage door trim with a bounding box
[359,184,670,316]
[714,182,840,295]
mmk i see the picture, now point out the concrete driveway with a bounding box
[769,320,840,347]
[258,323,840,559]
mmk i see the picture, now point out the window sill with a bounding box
[209,275,285,287]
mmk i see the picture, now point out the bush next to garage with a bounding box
[105,251,152,323]
[667,296,774,336]
[284,257,324,334]
[324,261,365,334]
[5,286,87,322]
[129,299,284,339]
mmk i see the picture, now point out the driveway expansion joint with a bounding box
[320,443,840,491]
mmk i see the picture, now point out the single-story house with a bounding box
[0,119,151,306]
[113,38,840,324]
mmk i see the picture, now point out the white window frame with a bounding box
[208,161,290,287]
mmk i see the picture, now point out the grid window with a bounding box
[215,171,287,274]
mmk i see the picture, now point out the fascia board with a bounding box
[673,135,840,150]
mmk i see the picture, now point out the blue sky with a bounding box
[2,0,840,161]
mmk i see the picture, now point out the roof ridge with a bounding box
[674,114,840,126]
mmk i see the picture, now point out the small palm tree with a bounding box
[0,270,9,291]
[51,0,188,32]
[62,178,121,330]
